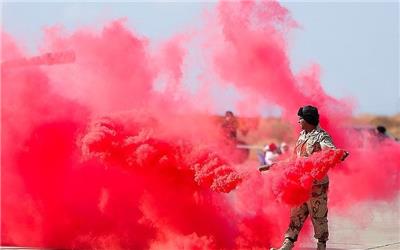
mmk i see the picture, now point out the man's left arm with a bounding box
[320,134,349,161]
[320,134,336,149]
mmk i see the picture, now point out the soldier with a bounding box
[221,111,239,141]
[270,105,348,250]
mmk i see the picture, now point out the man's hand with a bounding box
[259,165,270,172]
[341,151,349,161]
[259,163,277,172]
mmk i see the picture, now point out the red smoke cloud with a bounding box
[270,149,346,206]
[2,1,399,249]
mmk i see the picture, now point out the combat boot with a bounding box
[270,238,294,250]
[317,241,326,250]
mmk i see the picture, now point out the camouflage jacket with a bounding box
[295,126,336,185]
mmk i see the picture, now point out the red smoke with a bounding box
[2,1,399,249]
[270,149,346,206]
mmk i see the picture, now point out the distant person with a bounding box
[376,125,389,141]
[278,142,290,160]
[376,125,386,135]
[258,142,288,166]
[257,143,279,168]
[277,142,289,154]
[258,143,289,171]
[257,143,280,171]
[264,143,280,166]
[222,111,239,140]
[265,105,349,250]
[257,144,268,166]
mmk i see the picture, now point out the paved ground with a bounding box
[1,199,399,250]
[298,198,400,250]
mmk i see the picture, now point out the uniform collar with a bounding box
[300,125,321,137]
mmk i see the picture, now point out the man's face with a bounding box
[298,116,306,130]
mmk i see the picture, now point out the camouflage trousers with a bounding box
[285,182,329,242]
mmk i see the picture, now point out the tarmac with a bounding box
[298,197,400,250]
[1,194,399,250]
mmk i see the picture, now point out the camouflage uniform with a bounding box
[285,126,335,243]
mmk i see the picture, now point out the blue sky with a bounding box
[2,1,399,115]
